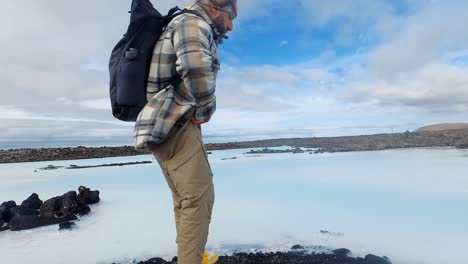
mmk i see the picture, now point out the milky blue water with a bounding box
[0,147,467,264]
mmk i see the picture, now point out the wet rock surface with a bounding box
[0,186,100,232]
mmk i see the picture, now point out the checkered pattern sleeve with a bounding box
[172,17,217,121]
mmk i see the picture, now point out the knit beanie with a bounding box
[196,0,237,19]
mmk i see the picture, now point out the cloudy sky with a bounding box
[1,0,468,146]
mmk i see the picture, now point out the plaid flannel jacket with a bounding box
[134,4,220,149]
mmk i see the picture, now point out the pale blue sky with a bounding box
[0,0,467,146]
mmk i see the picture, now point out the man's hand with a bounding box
[192,116,210,125]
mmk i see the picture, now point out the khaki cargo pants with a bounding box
[148,117,214,264]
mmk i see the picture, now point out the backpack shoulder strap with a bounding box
[163,6,222,42]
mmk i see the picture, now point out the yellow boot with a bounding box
[202,252,219,264]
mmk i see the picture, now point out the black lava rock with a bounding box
[365,254,392,264]
[0,218,6,231]
[0,201,17,221]
[127,250,394,264]
[9,213,78,231]
[40,197,60,218]
[9,206,39,221]
[216,252,363,264]
[9,215,42,231]
[333,248,351,257]
[59,221,77,230]
[21,193,43,210]
[1,201,17,209]
[137,257,169,264]
[76,205,91,216]
[59,191,81,216]
[40,191,83,218]
[291,244,305,250]
[78,186,100,205]
[2,186,100,232]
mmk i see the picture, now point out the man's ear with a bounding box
[205,5,221,20]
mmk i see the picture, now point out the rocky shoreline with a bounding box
[116,246,392,264]
[1,129,468,163]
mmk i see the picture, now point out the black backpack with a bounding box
[109,0,201,122]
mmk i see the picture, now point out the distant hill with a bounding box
[415,123,468,132]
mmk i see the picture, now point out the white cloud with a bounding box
[0,118,133,142]
[298,0,393,27]
[343,63,468,113]
[369,1,468,79]
[300,68,336,81]
[79,98,112,111]
[223,65,299,86]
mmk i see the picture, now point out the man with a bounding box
[134,0,237,263]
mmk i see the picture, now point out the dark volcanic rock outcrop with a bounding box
[0,201,17,222]
[40,191,84,218]
[21,193,43,210]
[78,186,100,205]
[76,205,91,216]
[40,189,96,219]
[9,206,38,219]
[9,213,78,231]
[291,244,305,250]
[333,248,352,257]
[365,254,392,264]
[1,186,100,232]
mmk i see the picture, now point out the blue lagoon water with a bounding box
[0,147,467,264]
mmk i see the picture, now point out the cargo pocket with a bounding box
[166,142,213,201]
[197,136,212,172]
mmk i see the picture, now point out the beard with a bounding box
[213,17,228,44]
[213,16,228,35]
